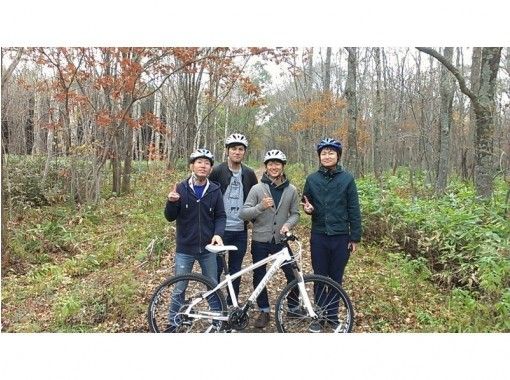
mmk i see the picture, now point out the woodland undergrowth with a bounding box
[2,161,509,332]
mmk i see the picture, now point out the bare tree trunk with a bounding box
[25,95,35,154]
[468,47,482,181]
[473,48,502,198]
[31,92,46,155]
[181,63,204,153]
[306,48,314,169]
[112,132,121,194]
[323,47,332,93]
[119,89,134,194]
[435,47,454,194]
[345,47,359,177]
[42,128,54,182]
[131,101,140,161]
[1,85,10,155]
[222,105,229,158]
[373,47,383,179]
[322,47,332,137]
[417,46,502,199]
[1,47,23,270]
[154,91,162,159]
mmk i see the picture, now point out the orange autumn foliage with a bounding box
[291,92,347,132]
[141,112,167,134]
[96,111,113,127]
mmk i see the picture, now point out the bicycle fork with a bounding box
[292,269,318,319]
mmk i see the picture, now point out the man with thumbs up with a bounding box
[165,148,226,286]
[239,149,300,329]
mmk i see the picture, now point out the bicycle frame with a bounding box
[182,239,318,323]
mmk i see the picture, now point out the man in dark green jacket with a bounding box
[301,138,362,332]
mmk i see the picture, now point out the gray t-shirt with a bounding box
[224,170,244,231]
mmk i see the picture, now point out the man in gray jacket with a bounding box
[239,149,300,328]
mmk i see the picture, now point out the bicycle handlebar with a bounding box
[282,232,298,242]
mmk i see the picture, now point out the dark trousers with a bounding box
[251,240,297,311]
[310,232,350,285]
[216,230,247,305]
[310,232,351,320]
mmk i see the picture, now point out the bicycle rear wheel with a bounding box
[274,274,354,333]
[147,273,227,333]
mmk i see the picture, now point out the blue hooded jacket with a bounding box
[164,178,226,254]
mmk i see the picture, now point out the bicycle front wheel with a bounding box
[274,274,354,333]
[147,273,227,333]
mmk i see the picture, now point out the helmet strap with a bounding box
[191,171,207,185]
[266,171,283,186]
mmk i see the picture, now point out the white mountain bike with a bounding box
[147,233,354,333]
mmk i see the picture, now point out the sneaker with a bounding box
[288,307,307,318]
[308,320,322,333]
[254,312,270,328]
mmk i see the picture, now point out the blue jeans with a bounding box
[310,233,350,320]
[251,241,297,311]
[216,230,247,305]
[168,251,220,326]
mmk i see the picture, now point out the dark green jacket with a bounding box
[303,165,362,242]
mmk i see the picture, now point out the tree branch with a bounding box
[2,48,24,87]
[416,47,477,103]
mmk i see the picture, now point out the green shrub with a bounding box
[3,155,72,209]
[106,271,140,319]
[359,171,510,327]
[54,293,83,325]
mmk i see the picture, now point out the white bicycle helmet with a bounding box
[263,149,287,164]
[225,133,248,148]
[189,148,214,165]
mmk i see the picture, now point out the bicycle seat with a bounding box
[205,244,238,254]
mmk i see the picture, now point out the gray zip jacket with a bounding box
[239,174,300,244]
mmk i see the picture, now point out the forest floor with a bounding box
[0,165,476,333]
[1,223,455,333]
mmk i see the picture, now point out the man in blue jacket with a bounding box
[301,138,362,332]
[164,148,226,331]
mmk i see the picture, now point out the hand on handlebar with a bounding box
[211,235,223,246]
[281,230,297,242]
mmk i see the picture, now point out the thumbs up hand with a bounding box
[261,192,274,209]
[300,195,314,214]
[167,183,180,202]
